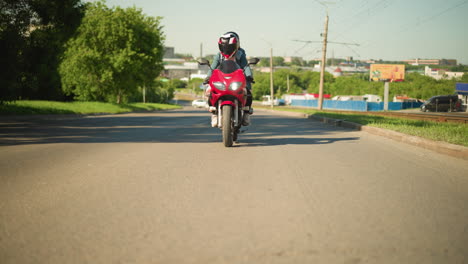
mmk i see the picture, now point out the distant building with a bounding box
[403,59,457,66]
[161,47,208,80]
[284,56,303,63]
[332,67,343,77]
[162,62,208,80]
[364,59,377,64]
[327,65,367,75]
[164,47,175,58]
[424,66,464,80]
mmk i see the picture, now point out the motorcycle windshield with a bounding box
[218,60,240,74]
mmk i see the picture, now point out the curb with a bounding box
[259,109,468,161]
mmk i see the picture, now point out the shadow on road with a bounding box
[0,109,359,146]
[238,114,359,147]
[239,136,359,147]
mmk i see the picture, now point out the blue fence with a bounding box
[291,100,423,111]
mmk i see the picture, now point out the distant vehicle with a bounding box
[192,99,208,108]
[331,95,363,101]
[331,94,381,102]
[261,95,285,106]
[363,94,382,102]
[420,95,461,112]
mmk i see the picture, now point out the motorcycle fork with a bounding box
[217,100,239,128]
[217,104,222,128]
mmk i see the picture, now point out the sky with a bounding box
[90,0,468,64]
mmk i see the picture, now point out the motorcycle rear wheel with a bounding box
[222,105,233,147]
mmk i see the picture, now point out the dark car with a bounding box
[420,95,461,112]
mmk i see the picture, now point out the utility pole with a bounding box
[384,82,389,111]
[318,13,329,110]
[270,47,274,108]
[200,43,203,59]
[287,74,290,93]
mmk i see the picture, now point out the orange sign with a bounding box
[370,64,405,81]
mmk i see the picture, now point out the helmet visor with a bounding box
[219,43,237,57]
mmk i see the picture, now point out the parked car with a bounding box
[192,99,208,108]
[420,95,461,112]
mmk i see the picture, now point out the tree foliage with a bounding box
[251,69,465,101]
[127,80,174,103]
[0,0,85,102]
[251,69,334,100]
[59,2,165,103]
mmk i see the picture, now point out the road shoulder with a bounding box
[259,108,468,161]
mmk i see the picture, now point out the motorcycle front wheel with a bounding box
[222,105,233,147]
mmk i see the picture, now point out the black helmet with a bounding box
[218,31,240,59]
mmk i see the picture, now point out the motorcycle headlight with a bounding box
[229,82,243,91]
[213,82,226,90]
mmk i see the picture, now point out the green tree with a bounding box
[256,56,286,68]
[0,0,84,102]
[460,73,468,83]
[251,68,464,102]
[187,78,204,91]
[290,57,305,67]
[251,72,271,99]
[0,0,28,102]
[131,80,174,103]
[257,57,270,68]
[294,70,334,94]
[273,56,285,66]
[59,1,165,103]
[272,69,302,96]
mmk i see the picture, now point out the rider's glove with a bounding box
[246,76,255,84]
[203,77,210,85]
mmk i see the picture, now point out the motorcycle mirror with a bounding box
[197,59,210,66]
[248,58,260,65]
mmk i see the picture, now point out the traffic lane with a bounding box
[0,109,360,263]
[0,109,213,146]
[0,108,356,202]
[0,108,355,146]
[1,108,468,263]
[244,109,468,261]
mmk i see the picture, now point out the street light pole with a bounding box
[318,13,329,110]
[269,47,274,108]
[261,38,275,108]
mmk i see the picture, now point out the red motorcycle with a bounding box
[198,58,259,147]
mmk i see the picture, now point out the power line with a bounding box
[292,39,359,58]
[306,0,392,59]
[358,0,468,58]
[332,0,390,39]
[399,0,468,32]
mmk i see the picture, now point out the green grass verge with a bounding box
[260,107,468,147]
[0,100,181,115]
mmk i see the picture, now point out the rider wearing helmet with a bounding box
[204,31,254,127]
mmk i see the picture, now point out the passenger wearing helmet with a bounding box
[204,31,254,127]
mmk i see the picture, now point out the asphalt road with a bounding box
[1,106,467,264]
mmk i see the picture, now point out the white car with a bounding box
[192,99,208,108]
